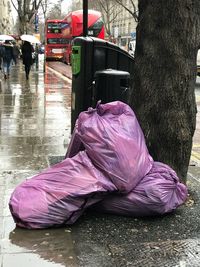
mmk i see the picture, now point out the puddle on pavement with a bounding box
[1,211,77,266]
[1,226,78,267]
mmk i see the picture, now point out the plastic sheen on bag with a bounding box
[9,151,116,229]
[9,101,188,229]
[94,162,188,217]
[71,101,153,193]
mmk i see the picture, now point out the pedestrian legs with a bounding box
[25,64,31,79]
[35,54,39,70]
[3,60,11,79]
[13,57,17,65]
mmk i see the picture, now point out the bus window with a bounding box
[47,38,70,44]
[45,20,70,60]
[62,10,105,64]
[88,18,104,37]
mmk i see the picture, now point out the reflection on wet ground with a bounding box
[0,58,77,267]
[8,227,78,267]
[0,59,71,171]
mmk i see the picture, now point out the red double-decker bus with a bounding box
[45,19,70,60]
[62,10,105,64]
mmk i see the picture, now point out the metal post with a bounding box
[34,0,39,34]
[83,0,88,37]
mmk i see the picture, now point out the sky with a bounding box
[11,0,72,23]
[61,0,72,14]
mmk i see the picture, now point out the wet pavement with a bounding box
[46,61,72,80]
[0,57,200,267]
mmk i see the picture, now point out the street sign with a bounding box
[114,27,119,38]
[35,14,39,24]
[131,32,136,39]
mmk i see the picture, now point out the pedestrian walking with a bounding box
[34,44,39,70]
[12,42,20,65]
[21,41,34,80]
[3,40,14,79]
[0,43,5,71]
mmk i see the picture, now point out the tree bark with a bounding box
[19,18,25,34]
[130,0,200,182]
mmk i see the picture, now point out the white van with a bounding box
[128,40,136,57]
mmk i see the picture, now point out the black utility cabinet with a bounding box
[71,37,134,131]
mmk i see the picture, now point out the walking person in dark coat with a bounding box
[3,40,14,79]
[12,42,20,65]
[21,41,34,80]
[0,43,5,70]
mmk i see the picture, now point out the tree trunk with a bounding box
[130,0,200,182]
[19,17,26,34]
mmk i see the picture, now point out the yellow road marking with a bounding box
[192,144,200,148]
[191,150,200,161]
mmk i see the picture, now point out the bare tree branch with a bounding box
[88,0,122,37]
[115,0,138,22]
[11,0,50,34]
[10,0,18,12]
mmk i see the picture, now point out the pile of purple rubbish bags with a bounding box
[9,101,188,229]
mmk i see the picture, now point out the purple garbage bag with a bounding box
[9,151,116,229]
[74,101,153,193]
[65,121,84,158]
[94,162,188,216]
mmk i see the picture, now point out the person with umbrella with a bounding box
[0,42,5,70]
[12,41,21,65]
[3,40,14,79]
[21,41,34,80]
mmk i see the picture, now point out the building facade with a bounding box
[0,0,13,34]
[111,0,138,49]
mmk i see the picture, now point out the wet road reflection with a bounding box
[0,58,71,171]
[0,58,75,267]
[7,227,78,267]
